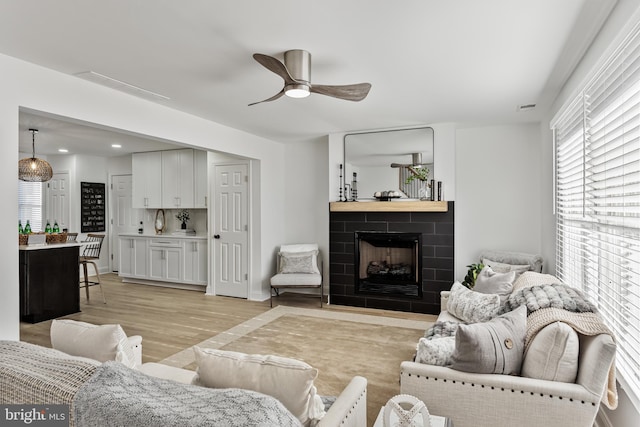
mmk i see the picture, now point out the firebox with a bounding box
[354,232,422,298]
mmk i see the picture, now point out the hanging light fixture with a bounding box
[18,129,53,182]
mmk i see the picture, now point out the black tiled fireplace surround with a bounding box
[329,201,454,315]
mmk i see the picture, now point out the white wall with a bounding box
[1,52,288,340]
[455,123,542,279]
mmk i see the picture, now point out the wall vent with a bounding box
[517,103,536,112]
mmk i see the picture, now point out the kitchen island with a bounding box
[19,242,81,323]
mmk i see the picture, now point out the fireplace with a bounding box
[329,201,454,314]
[355,232,422,298]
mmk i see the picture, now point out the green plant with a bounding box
[404,166,430,184]
[462,262,484,289]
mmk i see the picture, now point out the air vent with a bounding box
[73,71,170,101]
[517,103,536,112]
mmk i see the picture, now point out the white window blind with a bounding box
[553,22,640,407]
[18,181,43,232]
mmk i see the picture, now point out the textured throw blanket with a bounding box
[501,284,617,409]
[74,362,302,427]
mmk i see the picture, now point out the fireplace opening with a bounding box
[354,232,422,298]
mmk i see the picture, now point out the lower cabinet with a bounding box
[119,235,207,286]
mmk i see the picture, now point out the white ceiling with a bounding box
[1,0,616,156]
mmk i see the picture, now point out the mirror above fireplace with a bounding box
[343,127,434,200]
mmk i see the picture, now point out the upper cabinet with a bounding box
[132,151,162,209]
[162,149,194,208]
[133,149,207,209]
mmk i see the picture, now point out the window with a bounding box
[552,22,640,408]
[18,181,43,232]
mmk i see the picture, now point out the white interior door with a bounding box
[46,172,70,231]
[111,175,143,272]
[213,164,248,298]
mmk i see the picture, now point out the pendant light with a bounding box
[18,129,53,182]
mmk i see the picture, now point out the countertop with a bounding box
[19,242,82,251]
[119,233,207,240]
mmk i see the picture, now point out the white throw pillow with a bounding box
[513,271,561,291]
[416,336,455,366]
[278,250,320,274]
[482,258,530,275]
[447,282,501,323]
[474,266,516,303]
[193,347,325,427]
[521,321,579,383]
[50,319,136,368]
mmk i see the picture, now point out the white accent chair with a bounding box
[270,243,323,308]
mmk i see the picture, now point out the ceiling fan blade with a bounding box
[248,89,285,106]
[252,53,297,85]
[310,83,371,101]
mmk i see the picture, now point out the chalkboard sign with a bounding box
[81,182,106,232]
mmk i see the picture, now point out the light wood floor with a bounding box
[20,273,434,363]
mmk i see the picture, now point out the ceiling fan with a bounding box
[249,49,371,106]
[390,153,430,168]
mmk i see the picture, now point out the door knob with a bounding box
[213,234,220,239]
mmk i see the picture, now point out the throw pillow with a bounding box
[482,258,530,275]
[512,271,561,291]
[279,250,320,274]
[450,305,527,375]
[50,319,136,368]
[474,266,516,303]
[521,321,579,383]
[416,336,456,366]
[446,281,501,323]
[193,347,325,427]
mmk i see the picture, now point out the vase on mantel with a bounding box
[181,221,187,230]
[418,182,430,200]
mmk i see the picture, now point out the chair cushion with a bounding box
[521,321,579,383]
[50,319,137,368]
[451,305,527,375]
[447,282,501,323]
[193,347,325,427]
[271,273,322,287]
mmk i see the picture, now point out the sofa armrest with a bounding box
[440,290,450,312]
[400,361,600,427]
[318,376,367,427]
[127,335,143,368]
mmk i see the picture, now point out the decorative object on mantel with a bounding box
[154,209,165,235]
[404,163,430,201]
[18,129,53,182]
[339,164,344,202]
[374,190,402,201]
[382,394,431,427]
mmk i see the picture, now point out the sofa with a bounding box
[399,254,617,427]
[1,320,367,427]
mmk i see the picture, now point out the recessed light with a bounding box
[58,148,68,153]
[111,144,122,148]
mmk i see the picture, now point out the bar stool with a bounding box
[79,234,106,303]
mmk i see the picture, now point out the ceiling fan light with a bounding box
[285,84,310,99]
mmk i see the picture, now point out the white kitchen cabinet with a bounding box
[183,239,207,285]
[194,150,208,208]
[162,149,194,208]
[132,152,162,208]
[148,240,183,282]
[119,236,148,278]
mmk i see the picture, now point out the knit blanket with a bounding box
[73,361,302,427]
[501,284,617,409]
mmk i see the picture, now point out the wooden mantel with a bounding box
[329,200,448,212]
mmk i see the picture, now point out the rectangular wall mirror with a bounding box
[343,127,434,200]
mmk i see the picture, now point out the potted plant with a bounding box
[462,263,484,289]
[175,209,190,230]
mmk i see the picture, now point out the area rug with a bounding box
[160,305,433,424]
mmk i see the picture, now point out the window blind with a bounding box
[18,181,43,232]
[553,22,640,407]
